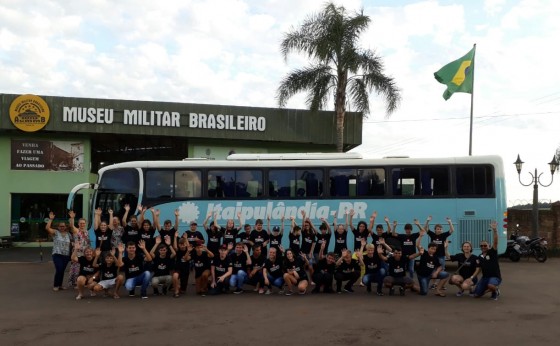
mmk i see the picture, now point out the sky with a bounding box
[1,0,559,206]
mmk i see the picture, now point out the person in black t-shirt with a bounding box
[474,221,502,300]
[190,240,214,296]
[313,218,332,262]
[283,248,309,295]
[311,242,336,293]
[237,224,254,251]
[379,245,420,296]
[204,212,223,255]
[229,242,252,294]
[334,249,361,293]
[333,211,350,256]
[356,240,385,295]
[416,242,449,296]
[426,216,455,270]
[154,209,179,240]
[92,249,123,298]
[263,247,284,294]
[149,236,176,295]
[118,240,153,298]
[250,219,270,251]
[268,215,284,254]
[172,236,192,298]
[349,209,372,252]
[71,243,98,300]
[392,220,425,278]
[299,211,316,263]
[288,216,302,255]
[210,244,233,295]
[185,221,205,247]
[121,204,140,249]
[247,244,267,293]
[93,207,114,255]
[447,241,479,296]
[223,213,242,247]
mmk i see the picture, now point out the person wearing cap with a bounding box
[246,244,267,293]
[237,223,254,251]
[263,246,284,294]
[229,242,252,294]
[209,244,233,295]
[186,220,204,247]
[250,219,269,250]
[204,212,223,255]
[190,239,214,296]
[268,215,284,253]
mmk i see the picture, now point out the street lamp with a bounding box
[514,154,559,238]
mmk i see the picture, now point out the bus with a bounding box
[67,152,507,254]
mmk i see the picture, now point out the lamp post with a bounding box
[514,154,559,238]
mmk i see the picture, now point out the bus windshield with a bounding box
[94,168,140,222]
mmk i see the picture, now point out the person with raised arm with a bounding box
[246,244,267,294]
[350,209,371,252]
[378,239,420,296]
[46,211,73,291]
[172,233,192,298]
[288,216,301,255]
[311,242,336,293]
[155,208,179,240]
[204,212,223,255]
[334,248,361,293]
[268,214,284,254]
[71,242,97,300]
[473,221,502,300]
[67,210,90,288]
[209,244,233,295]
[110,214,124,254]
[313,217,332,263]
[300,211,316,264]
[149,235,176,295]
[120,204,141,252]
[229,243,251,294]
[282,249,309,295]
[92,247,122,299]
[190,240,214,296]
[333,210,350,256]
[250,218,270,250]
[137,206,157,254]
[93,207,114,258]
[426,216,454,271]
[416,242,449,297]
[356,239,385,295]
[223,212,242,248]
[118,239,153,299]
[371,215,392,246]
[186,219,204,247]
[392,219,426,279]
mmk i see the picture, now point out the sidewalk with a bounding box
[0,246,52,263]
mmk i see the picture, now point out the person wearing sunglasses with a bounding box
[473,221,501,300]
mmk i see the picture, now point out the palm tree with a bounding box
[277,2,401,152]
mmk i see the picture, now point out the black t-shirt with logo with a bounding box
[427,231,451,257]
[450,253,477,278]
[152,254,174,277]
[264,257,284,279]
[250,230,269,248]
[397,233,421,256]
[206,228,223,255]
[476,248,501,279]
[334,230,348,254]
[223,227,239,246]
[139,228,156,253]
[352,228,369,251]
[175,248,190,272]
[417,252,441,277]
[186,231,204,247]
[314,232,331,254]
[211,256,232,277]
[387,256,408,278]
[300,230,316,254]
[78,256,96,277]
[336,258,360,274]
[190,250,211,278]
[269,232,283,252]
[122,255,145,279]
[284,257,308,280]
[250,253,266,273]
[99,263,118,280]
[94,229,113,251]
[288,233,301,254]
[314,258,335,274]
[230,252,249,274]
[158,227,177,240]
[237,232,252,249]
[362,253,382,275]
[122,225,140,245]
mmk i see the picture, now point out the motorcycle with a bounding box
[507,225,548,263]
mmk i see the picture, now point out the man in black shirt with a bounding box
[210,244,233,295]
[118,240,153,299]
[334,249,361,293]
[379,245,420,296]
[149,237,176,295]
[311,242,336,293]
[416,242,449,296]
[474,221,502,300]
[229,242,251,294]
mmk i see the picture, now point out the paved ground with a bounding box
[1,249,559,345]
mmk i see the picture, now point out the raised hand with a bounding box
[49,211,55,220]
[413,219,420,225]
[138,240,146,249]
[108,208,113,214]
[227,243,234,251]
[95,208,102,216]
[446,217,452,224]
[384,216,389,223]
[426,215,432,222]
[164,236,171,245]
[110,247,116,256]
[349,209,355,217]
[154,209,160,217]
[155,236,161,245]
[174,209,180,217]
[118,243,125,253]
[68,210,76,219]
[124,204,130,212]
[95,248,101,257]
[371,211,378,219]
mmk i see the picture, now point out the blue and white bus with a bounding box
[67,153,507,254]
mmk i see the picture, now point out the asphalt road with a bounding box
[1,258,559,345]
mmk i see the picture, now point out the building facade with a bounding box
[0,93,362,244]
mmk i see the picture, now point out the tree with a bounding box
[277,2,401,152]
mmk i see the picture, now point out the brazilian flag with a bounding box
[434,46,475,100]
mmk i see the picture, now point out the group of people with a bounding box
[47,205,502,301]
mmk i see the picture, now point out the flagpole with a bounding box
[469,43,476,156]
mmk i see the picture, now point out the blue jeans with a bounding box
[474,277,502,297]
[418,271,450,295]
[52,254,71,288]
[362,272,384,292]
[407,258,416,279]
[125,271,152,296]
[438,256,446,270]
[266,274,284,288]
[230,270,248,289]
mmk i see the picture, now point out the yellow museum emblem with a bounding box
[9,94,50,132]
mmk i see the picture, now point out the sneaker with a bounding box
[173,293,180,298]
[141,295,148,299]
[399,286,405,296]
[389,288,395,296]
[376,291,384,296]
[491,288,500,301]
[258,288,265,294]
[430,284,437,290]
[298,290,306,295]
[285,290,293,296]
[75,294,82,300]
[128,290,135,297]
[234,288,244,295]
[336,290,342,294]
[456,291,464,297]
[52,287,60,292]
[469,293,476,297]
[343,287,354,293]
[265,289,272,295]
[278,290,285,295]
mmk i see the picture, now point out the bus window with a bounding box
[357,168,385,196]
[456,165,494,196]
[208,170,262,198]
[146,170,174,199]
[391,168,420,196]
[269,169,322,198]
[299,169,322,197]
[175,170,202,198]
[421,167,449,196]
[329,168,353,196]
